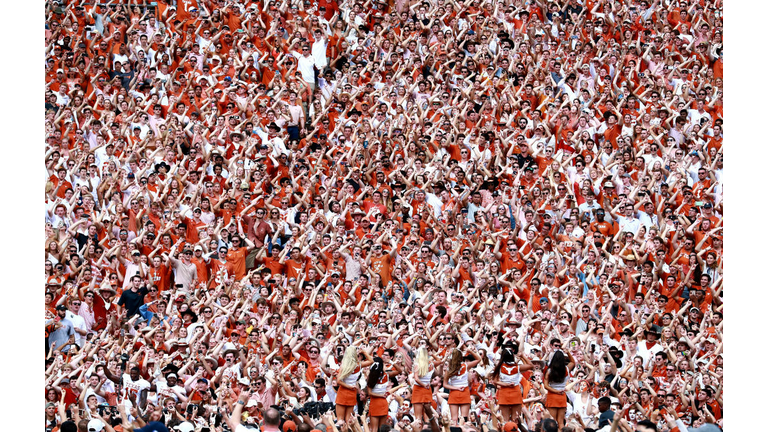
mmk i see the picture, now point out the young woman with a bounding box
[411,346,436,423]
[366,356,389,432]
[336,345,374,428]
[443,348,480,425]
[491,343,534,422]
[543,350,575,427]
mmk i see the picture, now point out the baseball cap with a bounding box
[87,419,105,432]
[56,304,67,311]
[173,422,195,432]
[283,420,297,432]
[503,422,519,432]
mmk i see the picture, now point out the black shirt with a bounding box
[513,153,535,168]
[117,286,149,317]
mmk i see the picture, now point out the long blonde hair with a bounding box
[416,347,430,377]
[338,346,359,380]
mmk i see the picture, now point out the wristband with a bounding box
[237,400,246,405]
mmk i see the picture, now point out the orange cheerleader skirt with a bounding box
[412,385,433,404]
[336,385,358,407]
[448,387,471,405]
[369,395,389,417]
[497,385,523,405]
[545,391,567,408]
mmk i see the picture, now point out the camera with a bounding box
[293,402,335,418]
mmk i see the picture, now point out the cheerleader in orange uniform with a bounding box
[543,350,575,427]
[366,357,389,432]
[491,343,534,422]
[336,346,374,427]
[411,346,438,423]
[443,348,480,425]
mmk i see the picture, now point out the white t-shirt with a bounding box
[66,311,88,347]
[312,38,328,69]
[293,52,317,84]
[637,341,663,368]
[156,380,187,402]
[221,362,243,382]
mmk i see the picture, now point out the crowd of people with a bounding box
[44,0,724,431]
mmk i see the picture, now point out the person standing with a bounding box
[491,343,534,422]
[443,348,480,425]
[366,357,389,432]
[336,346,374,427]
[116,275,149,318]
[544,350,575,427]
[412,346,437,423]
[49,305,75,353]
[163,244,198,292]
[290,43,317,94]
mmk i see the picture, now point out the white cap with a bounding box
[174,422,196,432]
[87,419,105,431]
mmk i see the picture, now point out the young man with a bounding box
[117,275,150,318]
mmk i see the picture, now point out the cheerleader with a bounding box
[490,343,534,422]
[411,347,436,423]
[543,350,575,427]
[366,357,389,432]
[443,348,480,425]
[336,346,374,428]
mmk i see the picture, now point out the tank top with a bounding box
[447,362,469,388]
[416,366,435,387]
[499,362,521,386]
[371,372,389,397]
[549,369,569,391]
[342,365,361,387]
